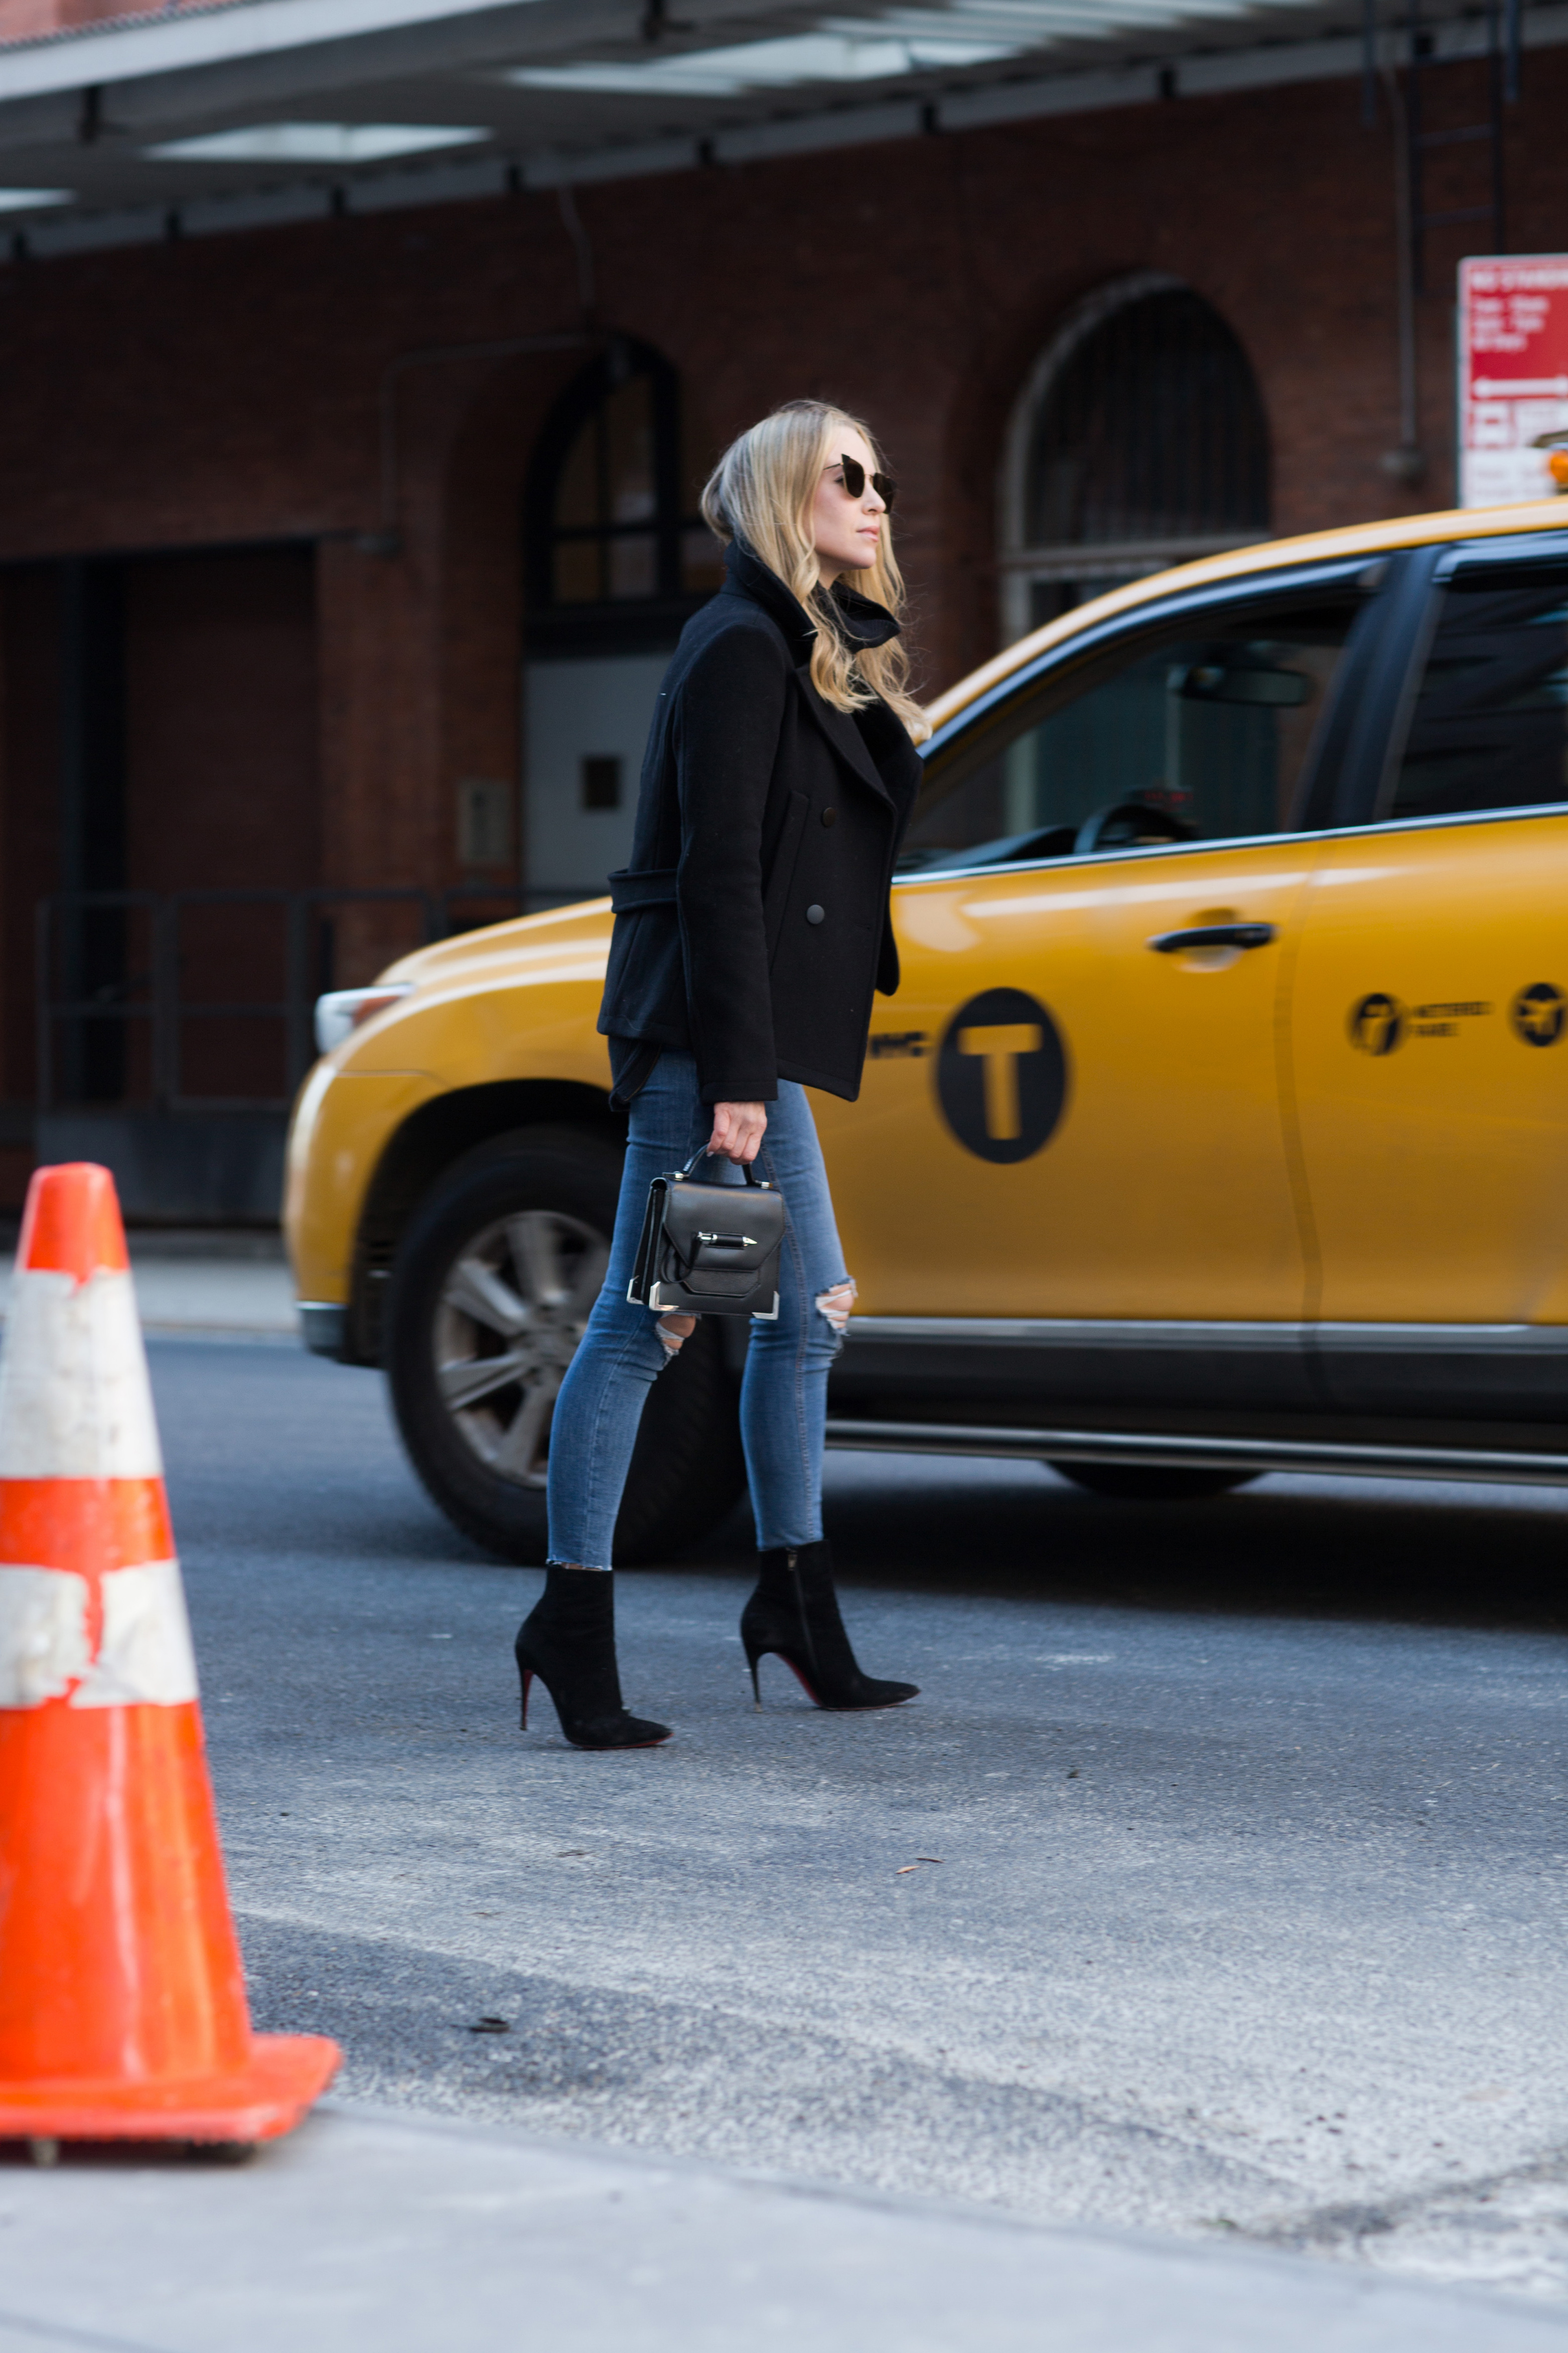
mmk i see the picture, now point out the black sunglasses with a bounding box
[837,453,897,511]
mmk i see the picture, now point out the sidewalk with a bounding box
[0,1227,298,1340]
[0,2101,1557,2353]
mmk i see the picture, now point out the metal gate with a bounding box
[34,885,522,1219]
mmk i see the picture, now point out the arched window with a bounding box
[521,343,722,908]
[1001,275,1270,640]
[525,340,722,654]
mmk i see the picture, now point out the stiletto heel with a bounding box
[740,1539,917,1712]
[514,1565,671,1751]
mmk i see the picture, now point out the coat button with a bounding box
[821,807,837,827]
[805,904,825,925]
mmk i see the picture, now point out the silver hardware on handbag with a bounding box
[627,1149,785,1320]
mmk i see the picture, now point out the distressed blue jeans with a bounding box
[546,1051,852,1568]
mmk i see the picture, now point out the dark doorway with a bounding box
[122,547,320,1102]
[3,542,321,1213]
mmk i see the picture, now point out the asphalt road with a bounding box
[157,1338,1568,2310]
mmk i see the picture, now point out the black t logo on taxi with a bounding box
[1512,983,1566,1047]
[1348,993,1405,1056]
[937,988,1067,1163]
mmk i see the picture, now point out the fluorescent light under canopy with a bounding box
[510,30,1024,97]
[145,123,492,165]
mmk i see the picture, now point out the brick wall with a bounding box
[0,51,1562,1147]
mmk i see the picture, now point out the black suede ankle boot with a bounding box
[740,1538,918,1711]
[514,1566,671,1750]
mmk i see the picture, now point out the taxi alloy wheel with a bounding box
[385,1126,746,1565]
[435,1208,607,1487]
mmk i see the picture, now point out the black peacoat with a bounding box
[598,540,922,1104]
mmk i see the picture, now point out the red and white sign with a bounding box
[1459,254,1568,507]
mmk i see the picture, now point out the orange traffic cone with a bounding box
[0,1163,339,2145]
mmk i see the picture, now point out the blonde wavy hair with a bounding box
[699,400,928,741]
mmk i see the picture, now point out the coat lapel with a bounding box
[792,673,896,808]
[720,541,902,810]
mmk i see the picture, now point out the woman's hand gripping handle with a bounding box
[707,1101,768,1165]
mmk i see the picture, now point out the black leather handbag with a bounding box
[627,1150,785,1320]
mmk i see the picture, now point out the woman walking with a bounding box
[515,400,927,1749]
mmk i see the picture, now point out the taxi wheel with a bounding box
[385,1127,745,1565]
[1049,1463,1261,1501]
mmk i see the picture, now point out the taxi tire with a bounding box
[1049,1463,1261,1502]
[385,1127,746,1566]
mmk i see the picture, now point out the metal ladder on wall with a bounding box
[1365,0,1523,291]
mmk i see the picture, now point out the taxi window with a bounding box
[901,595,1360,872]
[1381,561,1568,823]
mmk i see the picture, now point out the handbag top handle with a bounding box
[679,1148,773,1190]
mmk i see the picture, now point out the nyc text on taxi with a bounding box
[287,501,1568,1560]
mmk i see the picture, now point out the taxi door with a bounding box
[1290,540,1568,1326]
[815,573,1372,1321]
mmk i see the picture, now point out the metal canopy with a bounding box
[0,0,1542,247]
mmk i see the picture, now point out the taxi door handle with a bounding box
[1146,923,1277,954]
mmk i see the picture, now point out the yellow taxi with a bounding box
[286,496,1568,1561]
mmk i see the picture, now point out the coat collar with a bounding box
[721,539,818,667]
[720,539,902,666]
[721,540,901,806]
[830,578,902,652]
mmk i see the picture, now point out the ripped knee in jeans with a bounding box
[657,1312,697,1360]
[814,1278,857,1340]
